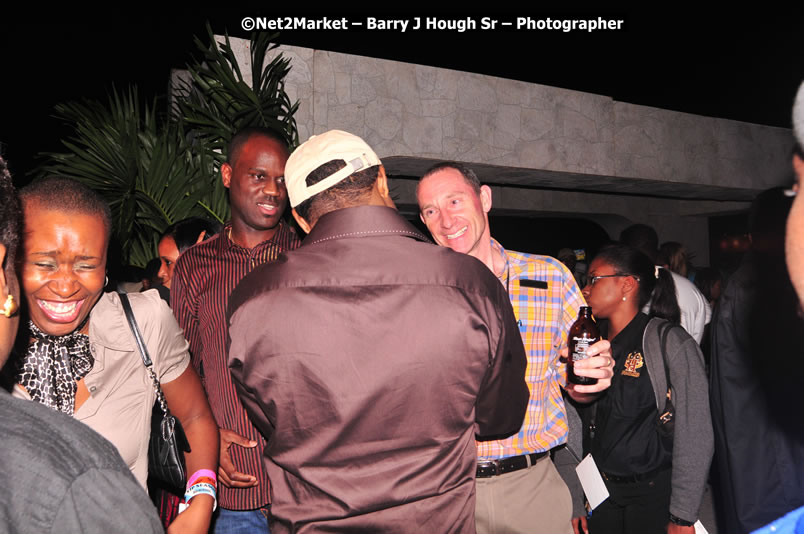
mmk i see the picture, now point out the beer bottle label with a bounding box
[571,336,596,362]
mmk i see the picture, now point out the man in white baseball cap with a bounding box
[227,129,529,533]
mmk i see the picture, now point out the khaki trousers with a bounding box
[475,455,573,534]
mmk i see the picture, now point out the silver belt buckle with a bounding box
[478,459,501,476]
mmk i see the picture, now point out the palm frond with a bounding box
[36,24,298,267]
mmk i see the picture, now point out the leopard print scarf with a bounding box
[18,319,94,414]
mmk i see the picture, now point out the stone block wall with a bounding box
[217,37,794,264]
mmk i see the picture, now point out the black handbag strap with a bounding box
[118,292,170,417]
[658,321,674,400]
[119,292,153,367]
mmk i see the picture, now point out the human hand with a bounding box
[168,495,214,534]
[218,428,259,488]
[667,522,695,534]
[563,339,614,402]
[571,515,589,534]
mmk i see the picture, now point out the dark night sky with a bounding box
[2,9,803,182]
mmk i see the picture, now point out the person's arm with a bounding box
[475,284,529,439]
[555,396,587,519]
[145,291,219,533]
[689,284,710,342]
[665,327,713,527]
[162,366,219,534]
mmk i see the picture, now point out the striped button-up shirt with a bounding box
[476,238,585,459]
[171,222,300,510]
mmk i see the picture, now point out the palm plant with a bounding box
[38,24,299,268]
[176,23,300,223]
[38,88,212,267]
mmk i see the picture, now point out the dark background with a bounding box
[2,9,802,263]
[3,9,802,179]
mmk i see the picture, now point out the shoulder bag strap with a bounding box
[118,292,170,417]
[119,292,153,367]
[659,321,673,396]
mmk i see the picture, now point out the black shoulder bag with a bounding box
[119,292,191,491]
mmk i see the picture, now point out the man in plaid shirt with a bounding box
[417,162,614,534]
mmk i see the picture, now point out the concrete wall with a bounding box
[220,37,794,264]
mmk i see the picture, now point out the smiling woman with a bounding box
[23,208,106,337]
[11,176,220,534]
[0,161,167,531]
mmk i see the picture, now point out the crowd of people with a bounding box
[0,81,802,534]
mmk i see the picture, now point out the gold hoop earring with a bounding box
[3,294,18,318]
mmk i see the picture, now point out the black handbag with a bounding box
[119,292,191,491]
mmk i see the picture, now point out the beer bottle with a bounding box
[568,306,600,385]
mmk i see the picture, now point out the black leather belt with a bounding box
[476,451,548,478]
[600,466,669,484]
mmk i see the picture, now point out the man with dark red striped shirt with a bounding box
[172,127,301,532]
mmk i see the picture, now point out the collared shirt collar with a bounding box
[219,220,294,252]
[490,237,512,288]
[304,205,431,246]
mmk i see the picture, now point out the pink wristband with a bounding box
[187,469,218,488]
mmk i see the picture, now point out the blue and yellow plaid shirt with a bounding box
[476,239,585,459]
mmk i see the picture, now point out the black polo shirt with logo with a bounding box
[583,312,672,476]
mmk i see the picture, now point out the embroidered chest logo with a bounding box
[622,351,644,377]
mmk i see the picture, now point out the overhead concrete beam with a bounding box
[230,39,791,201]
[209,36,794,264]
